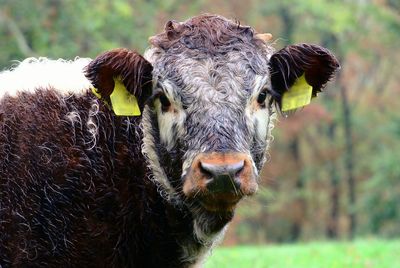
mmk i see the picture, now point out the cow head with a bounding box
[85,14,339,237]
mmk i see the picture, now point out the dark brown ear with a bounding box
[268,44,340,106]
[84,48,153,107]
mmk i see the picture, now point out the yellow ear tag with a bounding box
[91,87,102,99]
[109,78,141,116]
[281,74,313,112]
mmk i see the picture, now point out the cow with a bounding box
[0,14,339,267]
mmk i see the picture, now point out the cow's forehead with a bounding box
[144,14,274,94]
[145,47,272,99]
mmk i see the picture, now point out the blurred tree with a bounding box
[223,0,400,243]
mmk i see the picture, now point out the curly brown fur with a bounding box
[0,89,202,267]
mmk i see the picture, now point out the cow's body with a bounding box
[0,88,213,267]
[0,14,339,267]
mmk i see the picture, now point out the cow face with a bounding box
[85,14,339,236]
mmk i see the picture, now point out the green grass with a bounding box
[205,239,400,268]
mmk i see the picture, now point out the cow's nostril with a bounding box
[199,162,213,178]
[199,160,244,178]
[199,160,244,193]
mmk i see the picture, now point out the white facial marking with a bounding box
[155,80,186,151]
[0,57,92,99]
[254,107,270,141]
[245,75,272,141]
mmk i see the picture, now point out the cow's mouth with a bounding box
[198,193,242,212]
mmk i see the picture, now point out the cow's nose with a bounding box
[182,152,258,198]
[199,160,244,193]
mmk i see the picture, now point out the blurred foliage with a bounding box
[1,0,400,243]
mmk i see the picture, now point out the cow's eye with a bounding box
[159,94,171,109]
[257,90,268,104]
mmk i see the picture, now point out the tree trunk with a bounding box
[326,122,340,239]
[340,76,356,239]
[279,6,294,44]
[289,136,304,241]
[321,33,356,239]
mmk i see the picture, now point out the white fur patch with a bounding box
[245,75,272,141]
[0,57,92,99]
[182,223,227,267]
[155,80,186,151]
[254,108,270,141]
[157,110,178,150]
[141,106,178,200]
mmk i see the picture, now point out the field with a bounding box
[205,239,400,268]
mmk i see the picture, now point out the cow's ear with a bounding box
[84,48,153,116]
[268,44,340,112]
